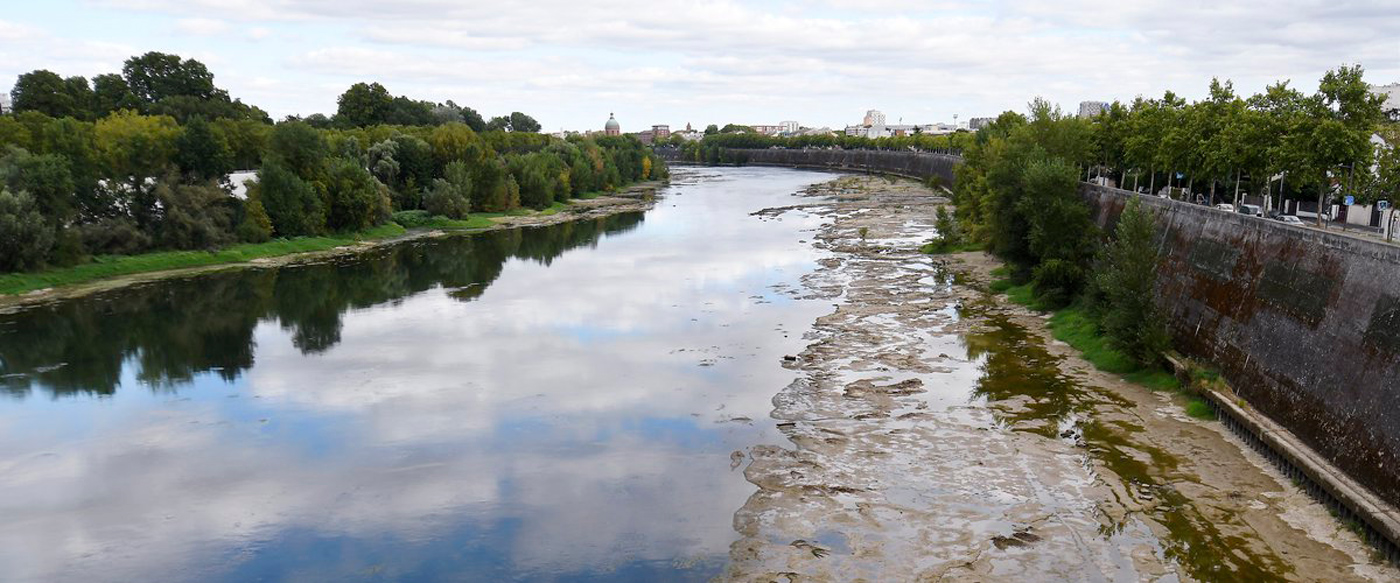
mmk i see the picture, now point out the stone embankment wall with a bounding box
[1083,184,1400,506]
[662,147,961,185]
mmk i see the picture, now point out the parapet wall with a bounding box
[719,148,961,185]
[1083,184,1400,506]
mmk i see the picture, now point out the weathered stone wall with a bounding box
[719,148,961,185]
[1083,184,1400,506]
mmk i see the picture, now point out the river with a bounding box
[0,168,840,582]
[0,167,1390,582]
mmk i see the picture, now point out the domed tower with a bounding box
[604,113,621,136]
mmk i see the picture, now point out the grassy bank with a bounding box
[987,270,1217,419]
[0,223,408,296]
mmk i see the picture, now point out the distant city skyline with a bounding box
[1,1,1397,131]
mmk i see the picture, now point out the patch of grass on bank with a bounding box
[392,210,495,230]
[539,201,570,216]
[990,277,1185,397]
[1185,398,1217,420]
[0,223,408,296]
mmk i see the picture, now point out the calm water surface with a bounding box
[0,167,839,582]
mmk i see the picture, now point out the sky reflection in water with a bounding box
[0,167,838,583]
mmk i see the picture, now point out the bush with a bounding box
[1030,258,1083,309]
[154,180,236,250]
[0,189,55,271]
[1096,197,1171,366]
[257,161,324,236]
[237,197,272,243]
[78,217,152,256]
[323,156,391,232]
[423,160,471,218]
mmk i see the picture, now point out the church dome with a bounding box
[605,113,620,131]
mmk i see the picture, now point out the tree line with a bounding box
[0,52,667,273]
[670,129,975,164]
[944,64,1395,366]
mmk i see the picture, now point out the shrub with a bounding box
[154,180,237,249]
[423,160,472,218]
[257,160,324,236]
[78,217,151,256]
[323,156,390,232]
[237,197,272,243]
[0,189,55,271]
[1096,197,1171,366]
[1030,258,1083,308]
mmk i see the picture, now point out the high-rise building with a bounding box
[968,117,994,131]
[1373,83,1400,119]
[1078,101,1107,118]
[779,120,799,134]
[862,109,886,126]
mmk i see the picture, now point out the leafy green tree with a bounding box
[92,74,141,117]
[703,124,719,135]
[423,160,472,218]
[267,120,326,179]
[122,52,220,104]
[1020,157,1096,306]
[1096,197,1171,366]
[428,123,487,170]
[11,70,78,118]
[322,157,389,231]
[174,116,234,182]
[237,196,273,242]
[0,189,55,271]
[256,160,324,236]
[1,148,75,225]
[153,179,236,249]
[508,111,541,133]
[93,110,181,185]
[486,116,511,132]
[336,82,393,128]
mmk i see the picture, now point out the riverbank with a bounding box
[0,181,661,311]
[719,175,1392,581]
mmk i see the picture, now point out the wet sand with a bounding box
[719,175,1394,582]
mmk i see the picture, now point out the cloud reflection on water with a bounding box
[0,168,839,582]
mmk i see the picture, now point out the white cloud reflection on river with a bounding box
[0,168,839,582]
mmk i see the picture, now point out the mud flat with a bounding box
[718,175,1395,582]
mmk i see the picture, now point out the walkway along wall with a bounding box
[1083,184,1400,507]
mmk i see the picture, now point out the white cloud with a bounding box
[174,17,229,36]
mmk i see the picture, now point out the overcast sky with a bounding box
[1,0,1397,132]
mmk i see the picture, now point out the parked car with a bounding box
[1214,203,1235,212]
[1237,204,1263,217]
[1276,215,1305,226]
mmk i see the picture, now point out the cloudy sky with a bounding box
[0,0,1396,131]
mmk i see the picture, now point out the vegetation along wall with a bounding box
[1083,183,1400,506]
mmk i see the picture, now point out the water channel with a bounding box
[0,168,839,582]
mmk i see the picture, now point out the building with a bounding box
[652,124,670,140]
[1373,83,1400,120]
[752,124,783,135]
[0,94,9,115]
[862,109,886,127]
[604,113,621,136]
[779,120,799,134]
[968,117,994,131]
[1078,101,1107,118]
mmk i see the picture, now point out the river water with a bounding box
[0,168,841,583]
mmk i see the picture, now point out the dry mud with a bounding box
[718,175,1395,582]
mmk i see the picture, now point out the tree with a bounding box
[0,189,55,271]
[486,116,511,132]
[153,179,236,249]
[267,120,326,179]
[1020,157,1096,306]
[0,148,75,225]
[1096,197,1171,366]
[92,74,141,117]
[423,161,472,218]
[11,70,78,118]
[122,52,220,104]
[255,160,324,236]
[336,82,393,127]
[428,123,487,170]
[322,157,390,231]
[174,116,234,182]
[93,110,181,185]
[459,105,487,132]
[703,124,719,135]
[508,111,541,133]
